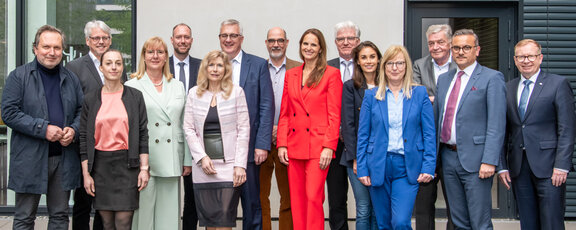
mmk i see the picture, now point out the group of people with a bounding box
[1,17,573,230]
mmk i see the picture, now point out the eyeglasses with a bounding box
[451,45,477,53]
[335,36,358,43]
[219,33,242,40]
[267,38,286,45]
[89,36,110,42]
[146,50,166,56]
[514,54,541,62]
[385,61,406,68]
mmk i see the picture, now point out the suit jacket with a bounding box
[79,86,149,172]
[169,55,201,92]
[66,54,127,95]
[328,58,340,69]
[183,86,250,183]
[238,51,275,162]
[340,79,366,167]
[125,74,192,177]
[434,63,506,172]
[412,55,457,97]
[499,72,575,178]
[277,65,343,159]
[356,86,436,186]
[286,58,302,70]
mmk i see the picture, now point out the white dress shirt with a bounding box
[88,51,104,84]
[232,51,243,85]
[441,61,477,145]
[172,56,191,91]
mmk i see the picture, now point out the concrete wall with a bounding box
[137,0,404,62]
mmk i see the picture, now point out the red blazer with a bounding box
[277,65,343,160]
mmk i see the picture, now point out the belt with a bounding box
[441,143,457,152]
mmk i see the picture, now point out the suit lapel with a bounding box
[169,56,175,75]
[508,78,521,120]
[524,72,546,119]
[402,91,412,133]
[239,52,249,87]
[377,91,390,135]
[84,56,103,87]
[457,65,481,111]
[139,74,171,119]
[437,69,456,121]
[188,56,198,89]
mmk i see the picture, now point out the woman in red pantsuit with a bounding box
[277,28,342,230]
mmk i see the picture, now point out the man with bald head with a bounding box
[260,27,301,230]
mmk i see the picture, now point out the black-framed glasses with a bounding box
[514,54,541,62]
[89,36,110,42]
[219,33,242,39]
[451,45,476,53]
[267,38,286,45]
[335,36,358,43]
[385,61,406,68]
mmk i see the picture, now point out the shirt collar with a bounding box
[88,51,100,65]
[431,53,452,68]
[233,50,243,64]
[339,56,353,64]
[174,55,190,65]
[521,69,541,84]
[268,57,287,70]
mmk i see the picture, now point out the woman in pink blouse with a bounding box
[79,50,150,230]
[183,50,250,229]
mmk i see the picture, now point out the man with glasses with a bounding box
[168,23,201,230]
[326,20,361,230]
[434,29,506,230]
[497,39,574,230]
[260,27,301,230]
[218,19,274,230]
[66,20,124,230]
[412,24,456,230]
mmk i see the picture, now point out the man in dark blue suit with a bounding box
[434,29,506,230]
[219,19,274,230]
[168,23,201,230]
[498,39,575,230]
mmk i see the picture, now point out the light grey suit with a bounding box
[434,63,506,230]
[413,55,456,97]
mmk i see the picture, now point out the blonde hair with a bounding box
[196,50,234,99]
[375,45,415,100]
[130,36,173,81]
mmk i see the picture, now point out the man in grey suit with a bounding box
[434,29,506,230]
[326,20,361,230]
[66,20,117,230]
[412,24,456,230]
[168,23,201,230]
[498,39,575,230]
[219,19,274,230]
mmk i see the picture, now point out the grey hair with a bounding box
[334,20,360,38]
[221,19,243,35]
[426,24,452,42]
[83,20,111,38]
[453,29,479,46]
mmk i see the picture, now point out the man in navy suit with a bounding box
[218,19,274,230]
[434,29,506,230]
[498,39,575,230]
[168,23,201,230]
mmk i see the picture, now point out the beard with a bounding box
[269,50,284,59]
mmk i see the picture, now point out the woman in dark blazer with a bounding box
[356,45,436,230]
[277,28,342,230]
[340,41,381,230]
[80,49,149,230]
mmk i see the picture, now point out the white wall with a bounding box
[137,0,404,62]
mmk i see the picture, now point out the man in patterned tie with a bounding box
[434,29,506,230]
[498,39,575,230]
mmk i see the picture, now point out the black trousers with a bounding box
[326,141,349,230]
[72,183,103,230]
[182,174,198,230]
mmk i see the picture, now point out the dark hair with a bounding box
[352,41,382,89]
[32,25,66,51]
[299,28,327,87]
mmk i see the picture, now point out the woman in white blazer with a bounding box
[125,37,191,230]
[183,50,250,229]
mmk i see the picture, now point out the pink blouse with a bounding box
[94,89,129,151]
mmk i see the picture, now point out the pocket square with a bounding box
[471,86,477,91]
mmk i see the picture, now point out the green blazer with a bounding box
[125,73,192,177]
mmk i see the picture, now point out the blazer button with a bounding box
[358,107,361,111]
[167,122,171,126]
[306,113,309,117]
[294,113,296,117]
[404,139,407,143]
[307,128,309,132]
[292,129,295,132]
[167,139,171,143]
[155,139,159,143]
[155,123,159,127]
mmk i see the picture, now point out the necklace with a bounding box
[153,80,163,87]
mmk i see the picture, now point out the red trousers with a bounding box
[288,158,329,230]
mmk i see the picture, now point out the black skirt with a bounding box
[194,182,241,227]
[92,150,139,211]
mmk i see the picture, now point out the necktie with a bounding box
[440,71,465,143]
[178,62,186,88]
[342,60,351,82]
[518,80,532,119]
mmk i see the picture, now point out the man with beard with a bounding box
[168,23,201,230]
[260,27,301,230]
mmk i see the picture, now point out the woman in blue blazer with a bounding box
[356,45,436,230]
